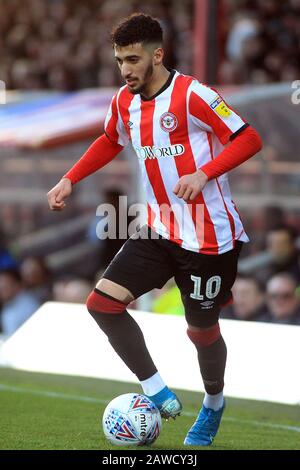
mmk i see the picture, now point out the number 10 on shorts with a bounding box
[190,275,222,300]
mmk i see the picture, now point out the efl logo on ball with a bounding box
[160,112,178,132]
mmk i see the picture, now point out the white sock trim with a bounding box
[140,372,166,396]
[203,391,224,411]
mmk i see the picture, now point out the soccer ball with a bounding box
[102,393,162,446]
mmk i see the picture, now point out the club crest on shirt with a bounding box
[160,112,178,132]
[210,96,232,117]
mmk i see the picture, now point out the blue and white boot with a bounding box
[184,401,225,446]
[147,386,182,420]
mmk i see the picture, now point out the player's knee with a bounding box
[86,288,129,336]
[86,288,128,317]
[187,322,221,348]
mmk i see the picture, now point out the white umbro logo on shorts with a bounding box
[200,300,215,309]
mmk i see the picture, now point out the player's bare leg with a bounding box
[96,278,134,303]
[184,323,226,446]
[87,278,182,419]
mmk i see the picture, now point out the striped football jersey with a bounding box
[104,69,249,254]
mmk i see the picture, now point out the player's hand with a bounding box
[47,178,73,211]
[173,169,208,201]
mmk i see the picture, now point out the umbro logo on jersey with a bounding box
[160,112,178,132]
[127,121,133,128]
[135,144,185,161]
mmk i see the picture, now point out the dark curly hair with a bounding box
[111,13,163,47]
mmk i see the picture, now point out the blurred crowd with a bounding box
[220,0,300,84]
[0,252,94,336]
[1,0,299,91]
[0,0,192,90]
[221,222,300,324]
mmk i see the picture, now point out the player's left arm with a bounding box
[173,84,262,201]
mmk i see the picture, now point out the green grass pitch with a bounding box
[0,367,299,450]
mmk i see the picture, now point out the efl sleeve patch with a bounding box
[189,82,246,145]
[210,96,232,118]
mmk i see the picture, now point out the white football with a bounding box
[102,393,162,446]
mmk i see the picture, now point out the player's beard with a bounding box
[128,63,154,95]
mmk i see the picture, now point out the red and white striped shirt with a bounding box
[104,69,249,254]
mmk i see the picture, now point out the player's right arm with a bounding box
[47,93,128,211]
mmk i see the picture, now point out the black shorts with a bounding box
[102,225,243,328]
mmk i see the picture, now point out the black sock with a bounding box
[196,336,227,395]
[88,309,157,381]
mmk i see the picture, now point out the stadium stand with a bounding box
[219,0,300,84]
[0,0,193,90]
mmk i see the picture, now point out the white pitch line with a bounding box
[1,383,300,434]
